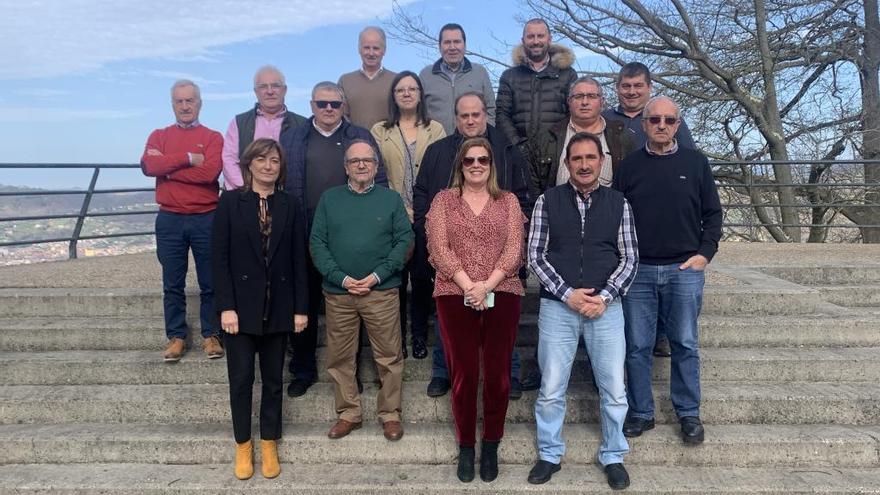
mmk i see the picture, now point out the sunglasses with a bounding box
[314,100,343,109]
[645,116,678,125]
[462,156,490,166]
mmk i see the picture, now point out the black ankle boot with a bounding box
[479,440,499,482]
[457,446,475,482]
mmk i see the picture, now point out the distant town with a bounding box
[0,185,157,266]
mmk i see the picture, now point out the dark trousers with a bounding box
[406,272,432,345]
[288,255,320,382]
[155,210,215,339]
[435,292,520,447]
[225,331,287,444]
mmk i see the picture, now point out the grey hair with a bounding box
[643,95,681,119]
[253,65,286,85]
[312,81,346,102]
[568,76,603,98]
[170,79,200,100]
[359,26,387,45]
[345,139,380,163]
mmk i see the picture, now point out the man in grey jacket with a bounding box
[419,23,496,135]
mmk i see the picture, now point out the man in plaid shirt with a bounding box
[526,132,637,490]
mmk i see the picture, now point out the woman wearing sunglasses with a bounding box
[212,138,309,480]
[425,137,526,483]
[371,71,446,360]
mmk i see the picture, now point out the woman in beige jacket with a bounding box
[371,70,445,360]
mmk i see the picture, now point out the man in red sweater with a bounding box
[140,79,224,362]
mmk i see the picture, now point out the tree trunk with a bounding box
[862,0,880,242]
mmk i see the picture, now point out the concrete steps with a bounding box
[3,311,879,352]
[3,381,879,425]
[1,423,878,468]
[1,246,880,492]
[1,463,879,494]
[2,347,879,385]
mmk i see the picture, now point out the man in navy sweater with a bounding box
[612,96,722,445]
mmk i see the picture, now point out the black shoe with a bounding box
[411,339,428,359]
[680,416,705,444]
[457,446,475,482]
[527,459,560,484]
[426,377,450,397]
[286,378,314,398]
[653,335,671,357]
[520,369,542,391]
[479,440,499,482]
[604,463,630,490]
[622,415,654,438]
[509,378,523,400]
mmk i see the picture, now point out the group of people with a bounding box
[140,18,721,490]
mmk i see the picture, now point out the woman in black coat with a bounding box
[212,138,308,480]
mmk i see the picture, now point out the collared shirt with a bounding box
[439,61,462,82]
[342,179,381,286]
[312,119,343,138]
[556,117,613,187]
[528,55,550,73]
[221,107,288,190]
[176,121,201,164]
[645,138,679,156]
[359,66,385,81]
[528,183,638,303]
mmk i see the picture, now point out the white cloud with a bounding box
[0,107,148,123]
[200,91,254,102]
[15,89,74,98]
[0,0,418,80]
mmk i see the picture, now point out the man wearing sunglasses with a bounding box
[221,65,306,190]
[612,96,722,446]
[280,81,387,398]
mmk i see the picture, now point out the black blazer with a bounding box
[212,189,308,335]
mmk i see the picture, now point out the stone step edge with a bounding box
[0,423,877,468]
[0,463,879,493]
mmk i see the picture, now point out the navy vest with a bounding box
[236,105,306,159]
[540,185,624,301]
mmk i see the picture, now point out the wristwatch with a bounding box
[600,294,612,306]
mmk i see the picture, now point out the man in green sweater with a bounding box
[310,140,413,442]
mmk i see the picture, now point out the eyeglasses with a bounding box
[314,100,343,109]
[644,116,679,126]
[570,93,601,101]
[462,156,490,166]
[394,86,420,95]
[254,83,285,91]
[345,157,376,166]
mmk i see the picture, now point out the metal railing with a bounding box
[2,160,880,259]
[0,164,156,259]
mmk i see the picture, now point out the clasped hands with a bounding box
[342,274,379,296]
[464,281,491,311]
[566,288,606,319]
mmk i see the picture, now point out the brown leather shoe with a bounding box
[382,421,404,441]
[203,335,224,359]
[327,419,362,439]
[163,338,186,362]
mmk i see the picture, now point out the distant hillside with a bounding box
[0,184,156,217]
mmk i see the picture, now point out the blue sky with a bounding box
[0,0,604,189]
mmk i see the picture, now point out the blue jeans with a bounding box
[623,263,704,420]
[535,298,629,466]
[155,210,215,340]
[432,315,520,381]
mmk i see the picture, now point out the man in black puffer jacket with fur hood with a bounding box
[496,18,578,194]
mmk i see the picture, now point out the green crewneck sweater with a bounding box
[310,184,413,294]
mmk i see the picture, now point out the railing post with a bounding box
[69,167,100,259]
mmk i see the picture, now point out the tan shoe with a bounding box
[203,335,224,359]
[327,419,362,439]
[382,421,404,441]
[163,338,186,363]
[234,439,254,480]
[260,439,280,478]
